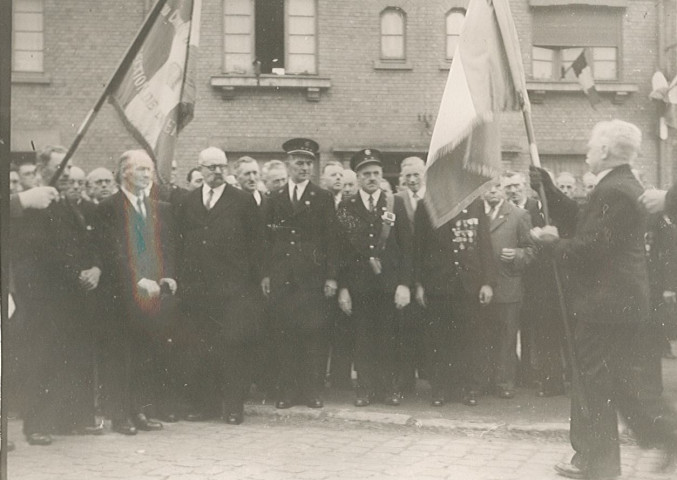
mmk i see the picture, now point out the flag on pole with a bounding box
[570,50,601,107]
[424,0,528,228]
[109,0,201,183]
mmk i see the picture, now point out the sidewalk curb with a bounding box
[244,404,572,440]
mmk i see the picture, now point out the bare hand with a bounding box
[324,279,338,298]
[639,189,667,214]
[338,288,352,315]
[479,285,493,305]
[159,278,177,295]
[394,285,410,310]
[415,284,426,308]
[18,186,59,210]
[78,266,101,291]
[531,226,560,245]
[500,248,517,263]
[261,277,271,297]
[137,278,161,298]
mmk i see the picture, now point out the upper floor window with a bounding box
[223,0,316,75]
[380,7,406,60]
[13,0,44,72]
[445,8,466,60]
[531,5,621,81]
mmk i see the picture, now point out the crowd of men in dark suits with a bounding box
[7,123,677,478]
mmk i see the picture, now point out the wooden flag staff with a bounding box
[521,101,589,419]
[48,0,169,187]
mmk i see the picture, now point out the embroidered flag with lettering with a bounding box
[109,0,202,183]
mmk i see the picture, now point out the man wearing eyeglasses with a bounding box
[176,147,264,425]
[86,167,117,204]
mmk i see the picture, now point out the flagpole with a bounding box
[521,101,589,419]
[49,0,170,186]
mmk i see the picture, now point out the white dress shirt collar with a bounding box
[288,179,310,202]
[120,185,147,215]
[595,168,613,184]
[359,188,382,211]
[408,186,425,203]
[484,199,504,219]
[202,183,227,209]
[253,189,262,206]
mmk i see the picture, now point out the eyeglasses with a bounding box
[200,163,228,172]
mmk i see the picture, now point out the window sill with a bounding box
[12,72,52,84]
[526,80,638,104]
[210,74,331,102]
[439,61,453,71]
[373,60,413,71]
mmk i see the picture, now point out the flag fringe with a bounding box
[426,111,495,168]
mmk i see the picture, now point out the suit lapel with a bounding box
[490,202,510,232]
[401,193,415,224]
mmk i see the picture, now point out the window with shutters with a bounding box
[445,8,466,61]
[380,7,406,60]
[13,0,44,73]
[530,6,621,81]
[223,0,317,75]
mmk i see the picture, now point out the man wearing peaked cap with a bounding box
[261,138,339,409]
[349,148,382,173]
[335,148,413,407]
[282,137,320,159]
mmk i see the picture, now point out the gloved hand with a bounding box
[529,166,556,194]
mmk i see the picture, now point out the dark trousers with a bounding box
[424,287,484,398]
[21,299,96,435]
[570,322,677,479]
[352,291,400,396]
[327,302,355,389]
[180,309,254,417]
[397,302,426,392]
[276,328,328,401]
[102,325,167,422]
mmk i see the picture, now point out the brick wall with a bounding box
[11,0,664,187]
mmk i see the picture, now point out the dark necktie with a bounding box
[137,194,146,220]
[293,185,300,206]
[368,194,375,213]
[205,189,214,210]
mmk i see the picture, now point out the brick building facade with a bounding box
[10,0,677,188]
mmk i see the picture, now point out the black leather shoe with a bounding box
[354,396,370,407]
[184,411,209,422]
[26,433,52,446]
[306,398,324,408]
[225,413,243,425]
[158,412,179,423]
[554,462,586,479]
[383,393,401,406]
[275,399,293,409]
[111,419,137,436]
[462,391,479,407]
[133,413,163,431]
[74,421,105,436]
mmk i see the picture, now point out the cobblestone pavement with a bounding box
[5,416,674,480]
